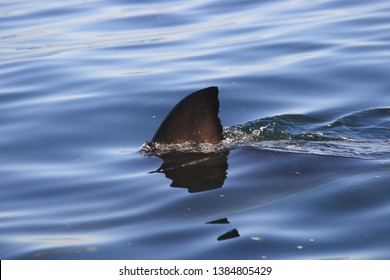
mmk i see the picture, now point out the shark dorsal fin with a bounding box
[152,86,223,144]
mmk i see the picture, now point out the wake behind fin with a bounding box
[151,86,223,144]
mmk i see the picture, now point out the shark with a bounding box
[144,86,227,193]
[151,86,223,144]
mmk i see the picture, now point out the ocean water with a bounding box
[1,0,389,260]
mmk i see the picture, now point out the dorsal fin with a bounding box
[151,86,223,144]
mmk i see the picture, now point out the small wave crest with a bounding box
[222,108,389,159]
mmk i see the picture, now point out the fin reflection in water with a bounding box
[151,151,229,193]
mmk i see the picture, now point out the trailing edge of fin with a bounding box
[151,86,223,144]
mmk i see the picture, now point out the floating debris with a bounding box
[217,228,240,241]
[251,236,263,241]
[206,218,229,224]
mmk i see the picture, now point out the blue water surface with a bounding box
[0,0,389,259]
